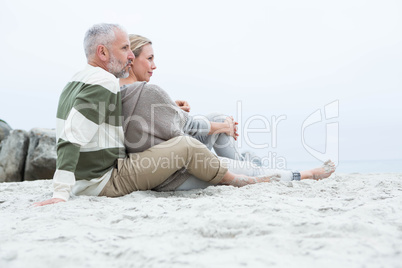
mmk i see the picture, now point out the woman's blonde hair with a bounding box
[129,34,152,57]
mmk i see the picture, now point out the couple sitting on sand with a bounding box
[35,23,335,207]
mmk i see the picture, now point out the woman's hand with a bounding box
[33,198,66,207]
[224,116,239,140]
[175,100,191,112]
[209,116,239,140]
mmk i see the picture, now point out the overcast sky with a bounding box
[1,0,401,169]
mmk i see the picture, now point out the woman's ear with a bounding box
[97,45,109,62]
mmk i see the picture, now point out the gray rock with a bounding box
[0,119,12,145]
[0,129,29,182]
[24,128,57,181]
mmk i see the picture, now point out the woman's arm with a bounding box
[122,83,188,153]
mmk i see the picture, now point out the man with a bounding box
[35,23,233,206]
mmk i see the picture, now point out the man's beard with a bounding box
[107,54,130,78]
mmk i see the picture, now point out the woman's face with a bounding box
[132,43,156,82]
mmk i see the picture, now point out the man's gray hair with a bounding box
[83,23,127,60]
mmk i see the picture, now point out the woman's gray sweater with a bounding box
[120,82,209,191]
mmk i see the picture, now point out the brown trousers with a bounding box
[99,136,228,197]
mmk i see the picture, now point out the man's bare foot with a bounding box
[300,160,336,181]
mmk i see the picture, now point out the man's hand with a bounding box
[33,198,65,207]
[175,100,191,112]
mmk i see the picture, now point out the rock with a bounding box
[0,119,12,144]
[24,128,57,181]
[0,129,29,182]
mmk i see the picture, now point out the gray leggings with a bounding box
[176,157,294,190]
[179,113,294,190]
[183,112,244,161]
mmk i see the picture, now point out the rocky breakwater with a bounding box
[0,121,56,183]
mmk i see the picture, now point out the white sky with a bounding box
[1,0,401,167]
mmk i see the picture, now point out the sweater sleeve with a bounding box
[52,141,80,201]
[123,83,190,153]
[145,84,188,139]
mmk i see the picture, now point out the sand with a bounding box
[1,173,402,268]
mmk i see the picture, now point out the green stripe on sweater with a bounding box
[57,138,125,180]
[75,147,125,180]
[57,81,122,126]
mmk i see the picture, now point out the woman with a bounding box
[119,34,336,191]
[119,35,245,162]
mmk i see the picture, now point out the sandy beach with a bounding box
[1,173,401,268]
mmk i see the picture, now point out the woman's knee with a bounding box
[206,112,228,123]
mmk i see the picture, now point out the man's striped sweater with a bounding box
[52,64,125,201]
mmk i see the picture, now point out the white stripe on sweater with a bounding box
[70,64,120,94]
[57,116,124,151]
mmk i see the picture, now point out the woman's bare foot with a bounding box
[300,160,336,181]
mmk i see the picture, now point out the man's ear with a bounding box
[97,45,109,62]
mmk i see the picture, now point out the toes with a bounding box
[322,159,336,173]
